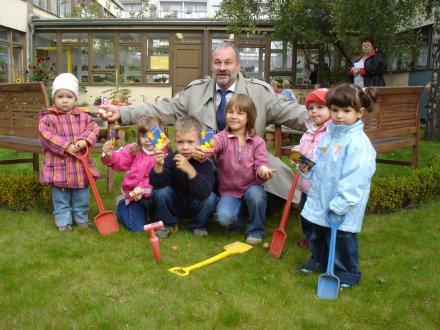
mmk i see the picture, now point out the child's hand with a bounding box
[154,149,165,166]
[174,154,196,178]
[102,140,114,159]
[298,163,310,173]
[129,187,143,201]
[192,146,205,160]
[258,165,277,180]
[66,143,78,156]
[75,139,87,150]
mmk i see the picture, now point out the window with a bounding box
[146,33,170,84]
[0,27,24,83]
[92,33,115,83]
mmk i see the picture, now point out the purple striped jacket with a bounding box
[39,106,100,188]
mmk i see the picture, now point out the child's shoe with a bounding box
[340,283,352,289]
[296,259,320,274]
[297,239,309,248]
[156,225,177,239]
[58,224,73,232]
[192,228,208,237]
[246,236,262,245]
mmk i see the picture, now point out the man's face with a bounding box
[212,46,240,90]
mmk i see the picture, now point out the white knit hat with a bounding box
[52,73,79,99]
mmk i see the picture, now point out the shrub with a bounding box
[0,172,52,212]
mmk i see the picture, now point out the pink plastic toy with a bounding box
[144,221,164,262]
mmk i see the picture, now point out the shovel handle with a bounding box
[278,172,300,231]
[74,145,106,213]
[168,250,233,277]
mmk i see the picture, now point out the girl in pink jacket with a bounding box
[291,88,330,248]
[213,94,276,245]
[101,115,166,232]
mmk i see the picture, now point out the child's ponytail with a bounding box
[361,87,377,113]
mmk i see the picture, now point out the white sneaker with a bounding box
[246,236,262,245]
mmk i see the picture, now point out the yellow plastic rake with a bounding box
[168,241,253,277]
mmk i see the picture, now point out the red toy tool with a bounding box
[144,221,164,262]
[75,145,119,236]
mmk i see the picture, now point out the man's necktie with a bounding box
[216,90,231,131]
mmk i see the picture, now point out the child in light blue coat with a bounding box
[297,84,377,288]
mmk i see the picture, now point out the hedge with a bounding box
[1,155,440,214]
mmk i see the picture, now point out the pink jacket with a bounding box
[215,130,270,198]
[101,143,155,200]
[39,106,100,188]
[292,119,330,194]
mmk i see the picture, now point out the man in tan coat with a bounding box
[100,43,307,201]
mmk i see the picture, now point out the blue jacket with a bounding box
[301,120,376,233]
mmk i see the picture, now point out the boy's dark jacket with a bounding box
[149,151,215,200]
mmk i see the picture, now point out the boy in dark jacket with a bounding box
[150,115,218,239]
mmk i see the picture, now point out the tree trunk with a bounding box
[424,22,440,140]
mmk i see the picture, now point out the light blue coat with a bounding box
[301,120,376,233]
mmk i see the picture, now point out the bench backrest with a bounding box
[363,86,423,140]
[0,82,49,138]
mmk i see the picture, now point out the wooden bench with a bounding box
[0,82,117,192]
[274,86,423,167]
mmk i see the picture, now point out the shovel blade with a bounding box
[94,211,119,236]
[269,229,287,258]
[317,273,340,300]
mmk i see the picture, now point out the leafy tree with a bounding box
[217,0,439,139]
[128,0,157,19]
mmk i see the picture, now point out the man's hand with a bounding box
[174,154,196,179]
[97,104,121,122]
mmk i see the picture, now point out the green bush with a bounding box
[367,156,440,213]
[0,172,52,212]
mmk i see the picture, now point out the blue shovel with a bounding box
[317,212,345,300]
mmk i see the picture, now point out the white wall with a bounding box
[0,0,28,32]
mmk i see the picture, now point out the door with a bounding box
[172,44,202,95]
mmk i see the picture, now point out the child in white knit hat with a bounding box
[39,73,101,232]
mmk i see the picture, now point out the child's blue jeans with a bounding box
[116,197,152,232]
[52,186,90,228]
[214,185,266,238]
[310,223,361,285]
[152,186,218,231]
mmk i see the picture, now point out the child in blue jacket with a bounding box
[297,84,377,288]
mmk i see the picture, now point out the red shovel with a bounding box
[269,171,300,258]
[75,145,119,236]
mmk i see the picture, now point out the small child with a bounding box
[291,88,330,248]
[211,93,276,245]
[39,73,100,232]
[150,115,218,239]
[281,80,297,102]
[101,115,164,232]
[297,84,377,289]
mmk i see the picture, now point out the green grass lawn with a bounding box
[0,132,439,328]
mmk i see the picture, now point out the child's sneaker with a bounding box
[58,224,73,232]
[340,283,352,289]
[156,225,177,239]
[246,236,262,245]
[192,228,208,237]
[296,259,320,274]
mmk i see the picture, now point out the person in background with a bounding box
[150,115,218,239]
[270,80,281,94]
[101,115,165,232]
[39,73,100,232]
[297,84,377,289]
[348,36,385,87]
[291,88,330,248]
[281,80,297,102]
[309,64,318,85]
